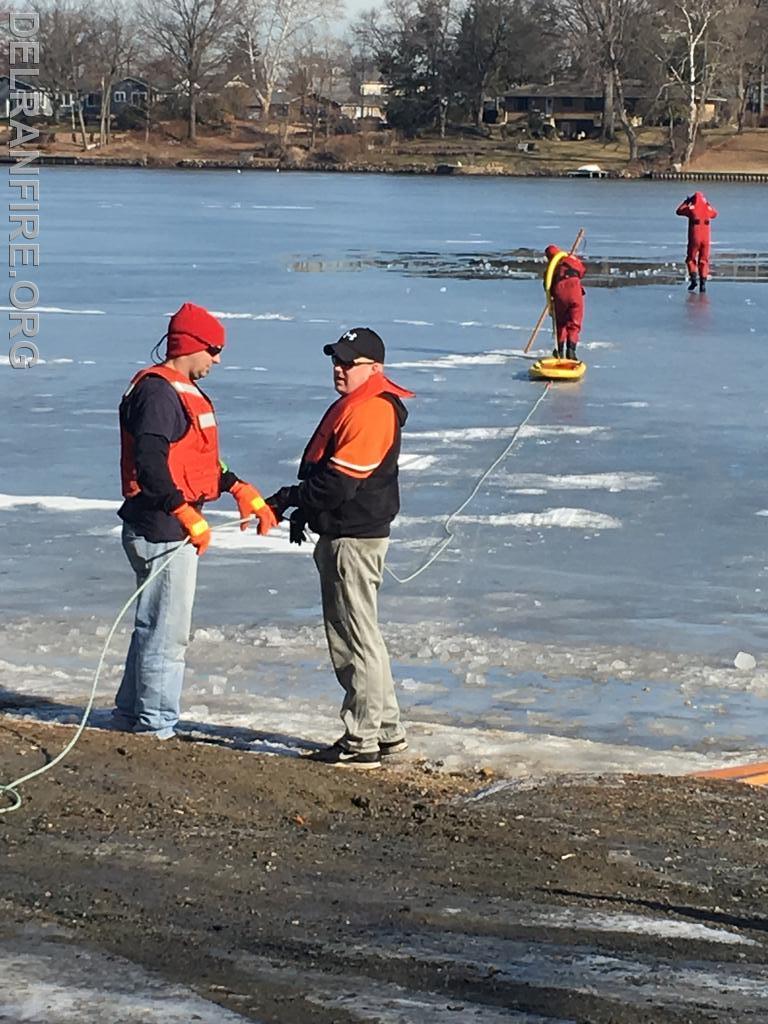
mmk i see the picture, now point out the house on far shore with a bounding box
[495,81,727,137]
[498,82,648,138]
[0,75,53,119]
[83,77,151,120]
[246,89,298,121]
[341,77,388,121]
[306,77,387,123]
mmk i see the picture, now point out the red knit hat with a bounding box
[165,303,226,358]
[545,244,561,259]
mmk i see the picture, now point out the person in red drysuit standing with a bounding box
[676,191,718,292]
[544,244,586,360]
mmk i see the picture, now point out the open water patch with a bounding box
[290,248,768,285]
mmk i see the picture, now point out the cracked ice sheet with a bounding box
[494,471,660,492]
[0,927,256,1024]
[406,425,607,442]
[399,509,622,529]
[2,616,760,777]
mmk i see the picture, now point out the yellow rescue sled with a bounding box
[529,357,586,382]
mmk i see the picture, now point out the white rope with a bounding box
[385,382,551,583]
[0,517,250,815]
[0,384,551,812]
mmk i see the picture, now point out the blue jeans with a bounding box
[113,523,198,738]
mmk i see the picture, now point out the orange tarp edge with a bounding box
[692,761,768,783]
[742,772,768,787]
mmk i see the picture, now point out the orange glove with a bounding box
[230,480,278,535]
[171,503,211,556]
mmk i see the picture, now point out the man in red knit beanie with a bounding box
[164,302,226,361]
[113,303,277,739]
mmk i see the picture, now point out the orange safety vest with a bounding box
[300,371,414,475]
[120,364,221,504]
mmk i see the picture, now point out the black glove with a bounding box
[289,508,308,546]
[265,486,299,520]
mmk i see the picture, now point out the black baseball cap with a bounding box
[323,328,385,363]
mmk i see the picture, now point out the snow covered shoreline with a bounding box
[3,612,766,779]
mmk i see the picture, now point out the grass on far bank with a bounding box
[5,117,663,173]
[3,117,767,174]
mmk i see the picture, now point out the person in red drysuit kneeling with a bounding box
[544,244,586,360]
[676,191,718,292]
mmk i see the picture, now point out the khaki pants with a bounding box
[313,535,406,754]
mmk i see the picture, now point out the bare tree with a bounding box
[453,0,545,127]
[356,0,456,138]
[426,0,456,137]
[133,49,180,138]
[453,0,507,127]
[555,0,652,156]
[92,1,136,146]
[717,0,768,130]
[654,0,725,164]
[234,0,343,122]
[34,0,95,148]
[287,29,345,145]
[350,0,408,57]
[139,0,236,140]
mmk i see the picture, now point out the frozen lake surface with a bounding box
[2,169,767,775]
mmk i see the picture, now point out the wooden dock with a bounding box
[646,170,768,183]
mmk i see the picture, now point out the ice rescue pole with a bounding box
[523,228,585,354]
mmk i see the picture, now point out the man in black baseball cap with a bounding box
[323,327,385,364]
[267,327,414,768]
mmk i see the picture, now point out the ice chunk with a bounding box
[193,628,225,643]
[734,651,756,671]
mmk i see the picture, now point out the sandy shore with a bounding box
[1,717,767,1023]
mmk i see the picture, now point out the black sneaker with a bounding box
[305,743,381,769]
[379,738,409,757]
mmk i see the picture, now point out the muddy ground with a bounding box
[1,719,767,1023]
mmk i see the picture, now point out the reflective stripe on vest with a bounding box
[170,381,201,396]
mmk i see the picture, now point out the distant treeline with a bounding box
[5,0,767,162]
